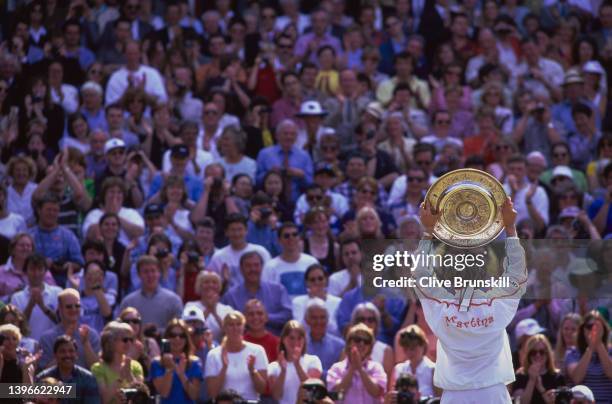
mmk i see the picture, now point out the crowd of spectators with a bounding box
[0,0,611,403]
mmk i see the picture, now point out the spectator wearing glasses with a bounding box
[541,142,589,193]
[388,166,428,223]
[262,223,318,297]
[292,264,341,336]
[36,335,100,404]
[327,323,387,404]
[118,307,160,374]
[152,319,203,404]
[350,302,395,378]
[422,110,464,154]
[388,143,436,207]
[91,321,143,403]
[512,334,566,404]
[39,288,101,370]
[222,252,292,336]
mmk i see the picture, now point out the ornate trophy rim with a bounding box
[424,168,507,248]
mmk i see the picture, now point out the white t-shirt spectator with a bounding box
[0,212,27,240]
[268,354,323,404]
[105,65,168,105]
[292,295,341,336]
[51,84,79,114]
[82,208,145,245]
[184,301,234,343]
[262,254,319,297]
[205,342,269,401]
[393,357,436,397]
[327,269,362,297]
[207,243,271,288]
[7,183,37,227]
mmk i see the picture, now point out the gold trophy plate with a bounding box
[425,169,507,248]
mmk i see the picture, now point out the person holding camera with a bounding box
[78,260,113,332]
[269,320,323,404]
[391,326,436,398]
[327,323,387,404]
[246,191,281,257]
[92,321,144,404]
[384,373,422,404]
[151,319,203,404]
[142,234,177,292]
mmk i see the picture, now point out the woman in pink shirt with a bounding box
[327,323,387,404]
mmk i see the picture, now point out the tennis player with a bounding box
[414,197,527,403]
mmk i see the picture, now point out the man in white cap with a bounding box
[570,385,595,404]
[294,100,332,151]
[540,143,589,192]
[552,68,601,135]
[525,151,548,184]
[511,318,546,367]
[415,198,527,403]
[94,138,144,207]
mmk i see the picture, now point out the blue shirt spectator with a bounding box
[151,356,204,404]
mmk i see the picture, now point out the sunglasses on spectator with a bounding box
[416,160,432,166]
[282,231,300,239]
[495,145,511,151]
[553,152,568,158]
[356,316,377,324]
[350,336,372,345]
[169,332,187,339]
[407,176,425,183]
[64,304,81,310]
[122,318,142,325]
[308,276,325,282]
[122,337,135,343]
[529,349,547,356]
[307,194,323,201]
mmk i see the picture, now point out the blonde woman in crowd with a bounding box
[91,321,144,404]
[205,311,268,401]
[554,313,581,372]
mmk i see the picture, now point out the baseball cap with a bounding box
[583,60,604,76]
[104,138,126,154]
[365,101,384,121]
[571,385,595,402]
[170,144,189,159]
[552,165,574,180]
[182,305,205,324]
[563,68,585,86]
[515,318,546,340]
[144,203,164,217]
[296,100,327,117]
